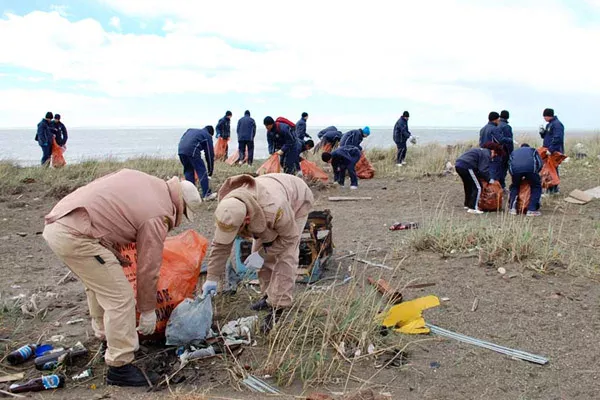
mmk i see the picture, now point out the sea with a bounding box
[0,126,596,166]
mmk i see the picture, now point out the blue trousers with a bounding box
[333,159,358,186]
[509,172,542,211]
[238,140,254,165]
[489,157,506,188]
[40,143,52,165]
[395,141,407,164]
[179,154,211,197]
[283,151,300,175]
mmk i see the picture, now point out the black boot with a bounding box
[250,295,270,311]
[261,308,285,334]
[106,364,160,387]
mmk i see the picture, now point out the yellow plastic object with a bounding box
[380,295,440,334]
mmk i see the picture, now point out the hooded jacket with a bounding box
[237,114,256,142]
[267,122,295,154]
[322,129,343,144]
[216,116,231,139]
[36,119,54,145]
[52,121,68,146]
[178,128,215,176]
[541,117,565,153]
[393,117,411,143]
[479,122,511,147]
[295,118,310,140]
[331,145,361,165]
[498,118,513,155]
[317,126,338,139]
[455,148,492,181]
[509,147,543,175]
[340,129,365,150]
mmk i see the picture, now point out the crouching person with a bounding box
[322,145,361,189]
[202,174,314,332]
[43,169,202,387]
[508,144,543,217]
[455,142,503,214]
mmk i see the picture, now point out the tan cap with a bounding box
[179,180,202,222]
[214,198,247,244]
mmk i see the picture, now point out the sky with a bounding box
[1,0,600,129]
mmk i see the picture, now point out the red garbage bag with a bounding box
[50,138,66,168]
[256,154,281,175]
[300,159,328,182]
[478,180,503,211]
[215,137,229,161]
[119,230,209,335]
[516,180,531,214]
[537,147,567,189]
[356,152,375,179]
[226,150,247,166]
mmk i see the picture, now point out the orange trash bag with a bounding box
[322,142,333,153]
[478,180,503,211]
[356,152,375,179]
[256,154,281,175]
[50,138,66,168]
[537,147,567,189]
[516,180,531,214]
[300,159,328,182]
[226,150,248,166]
[119,230,209,335]
[215,137,229,161]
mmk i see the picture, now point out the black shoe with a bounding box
[106,364,160,387]
[250,296,270,312]
[261,308,285,334]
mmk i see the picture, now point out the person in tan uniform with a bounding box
[43,169,202,387]
[202,173,314,331]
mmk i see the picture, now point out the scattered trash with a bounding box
[220,315,259,338]
[497,267,506,275]
[165,295,213,346]
[367,344,375,355]
[66,318,85,325]
[389,222,419,231]
[440,297,450,302]
[404,282,436,289]
[0,373,24,384]
[441,161,455,176]
[11,294,26,301]
[380,296,440,334]
[49,335,65,343]
[426,324,549,365]
[471,298,479,312]
[367,277,403,304]
[179,346,217,366]
[564,189,594,205]
[584,185,600,199]
[57,271,73,285]
[309,276,353,293]
[72,368,93,381]
[35,344,54,357]
[430,361,441,369]
[328,196,373,202]
[16,232,27,237]
[10,285,21,289]
[241,375,281,394]
[7,344,37,365]
[35,342,88,370]
[9,375,65,394]
[356,259,393,270]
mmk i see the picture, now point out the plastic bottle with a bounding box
[34,347,89,370]
[9,375,65,393]
[6,344,37,365]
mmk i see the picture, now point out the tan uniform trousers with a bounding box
[254,216,308,308]
[43,222,138,367]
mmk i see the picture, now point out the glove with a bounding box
[489,179,496,184]
[202,280,218,297]
[546,150,551,156]
[244,252,265,270]
[277,150,284,156]
[137,311,157,336]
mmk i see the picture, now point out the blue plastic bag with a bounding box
[165,295,213,346]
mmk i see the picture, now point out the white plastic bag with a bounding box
[165,295,213,346]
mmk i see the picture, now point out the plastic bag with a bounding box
[256,154,281,175]
[516,180,531,214]
[226,150,248,166]
[215,137,229,161]
[165,295,213,346]
[119,230,209,335]
[537,147,567,189]
[322,143,333,153]
[300,159,328,182]
[356,152,375,179]
[478,180,503,211]
[50,138,66,168]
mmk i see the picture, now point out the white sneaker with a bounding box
[204,193,218,201]
[463,206,469,210]
[350,186,358,190]
[402,162,407,165]
[467,209,484,215]
[509,209,517,215]
[396,164,403,167]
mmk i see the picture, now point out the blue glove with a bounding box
[202,280,218,297]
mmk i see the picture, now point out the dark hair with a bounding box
[482,141,504,157]
[321,152,332,163]
[488,111,500,121]
[225,110,232,117]
[244,110,250,116]
[263,116,274,126]
[304,140,314,149]
[302,112,308,118]
[520,143,530,148]
[54,113,61,120]
[45,111,53,119]
[543,108,554,117]
[402,111,410,118]
[500,110,509,119]
[205,125,215,136]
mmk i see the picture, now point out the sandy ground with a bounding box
[1,169,600,400]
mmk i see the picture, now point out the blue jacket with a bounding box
[331,145,361,166]
[318,126,338,139]
[393,117,410,143]
[216,116,231,139]
[267,122,295,154]
[340,129,364,150]
[295,118,310,139]
[322,129,343,144]
[455,148,492,181]
[509,147,543,175]
[479,122,511,147]
[178,128,215,175]
[52,121,68,146]
[236,115,256,142]
[498,118,514,155]
[35,119,54,145]
[541,117,565,153]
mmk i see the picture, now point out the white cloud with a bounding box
[1,1,599,126]
[108,16,121,30]
[49,4,69,17]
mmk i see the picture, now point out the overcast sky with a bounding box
[1,0,599,129]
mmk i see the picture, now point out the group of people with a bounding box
[456,108,565,215]
[35,111,68,165]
